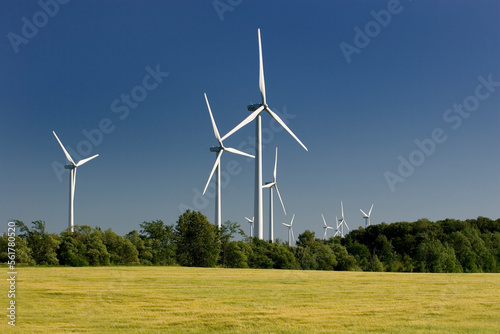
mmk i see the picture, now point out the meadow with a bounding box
[2,266,499,333]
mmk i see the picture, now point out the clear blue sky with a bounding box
[1,0,499,241]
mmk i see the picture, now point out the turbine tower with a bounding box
[53,131,98,232]
[222,29,308,239]
[245,217,254,238]
[337,201,350,238]
[282,214,295,247]
[321,214,336,240]
[262,147,286,242]
[202,93,254,229]
[360,204,374,228]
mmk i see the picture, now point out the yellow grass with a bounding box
[2,266,499,333]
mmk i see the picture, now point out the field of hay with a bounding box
[2,266,499,333]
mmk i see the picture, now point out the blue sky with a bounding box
[1,0,499,242]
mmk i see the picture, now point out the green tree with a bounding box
[449,231,478,272]
[267,241,301,270]
[125,230,153,265]
[219,220,245,267]
[248,238,274,269]
[58,230,89,266]
[0,234,35,265]
[296,230,316,249]
[139,220,176,265]
[370,254,384,272]
[329,242,357,271]
[295,231,338,270]
[225,241,252,268]
[347,241,370,271]
[175,210,220,267]
[58,226,110,266]
[415,239,461,273]
[102,229,139,265]
[18,220,60,265]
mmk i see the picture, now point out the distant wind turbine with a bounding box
[282,214,295,246]
[321,214,337,240]
[245,217,254,238]
[202,93,254,229]
[262,147,286,243]
[53,131,98,232]
[360,204,374,228]
[337,201,350,238]
[222,29,308,240]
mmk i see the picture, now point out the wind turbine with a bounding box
[262,147,286,243]
[337,201,350,238]
[202,93,254,229]
[245,217,254,238]
[321,214,336,240]
[222,29,308,240]
[282,214,295,247]
[53,131,99,232]
[360,204,374,228]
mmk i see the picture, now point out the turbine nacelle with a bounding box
[247,103,263,111]
[210,146,222,153]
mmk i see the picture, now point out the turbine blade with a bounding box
[273,147,278,182]
[262,182,274,189]
[360,209,368,217]
[290,213,295,226]
[53,131,76,166]
[322,214,327,227]
[266,107,308,151]
[274,184,286,215]
[245,217,253,223]
[76,154,99,167]
[336,216,339,228]
[341,201,344,219]
[258,29,266,105]
[224,146,255,159]
[369,204,374,216]
[220,106,263,142]
[203,151,222,195]
[291,227,294,243]
[204,93,221,142]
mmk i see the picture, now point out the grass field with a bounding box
[2,266,499,333]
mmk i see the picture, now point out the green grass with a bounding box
[2,266,499,333]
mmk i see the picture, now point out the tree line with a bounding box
[2,211,499,273]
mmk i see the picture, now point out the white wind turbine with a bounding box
[321,214,337,240]
[245,217,254,238]
[360,204,374,228]
[337,201,350,238]
[53,131,99,232]
[202,93,254,229]
[222,29,308,240]
[282,214,295,247]
[262,147,286,243]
